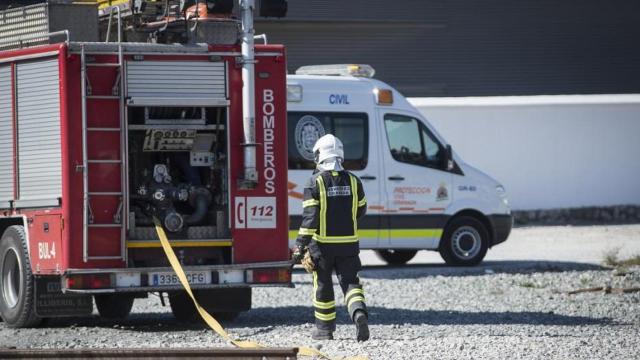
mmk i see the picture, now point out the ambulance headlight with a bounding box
[496,185,509,206]
[287,84,302,102]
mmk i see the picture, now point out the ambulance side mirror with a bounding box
[444,144,454,171]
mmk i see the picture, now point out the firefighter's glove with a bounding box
[291,246,306,264]
[301,250,316,273]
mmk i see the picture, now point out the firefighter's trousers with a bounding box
[312,254,367,331]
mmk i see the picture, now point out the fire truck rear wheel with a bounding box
[169,291,198,322]
[0,225,42,328]
[375,250,418,265]
[94,294,134,319]
[169,289,249,323]
[212,311,240,321]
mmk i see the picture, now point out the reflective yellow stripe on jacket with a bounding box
[298,228,316,236]
[302,199,319,208]
[316,176,327,238]
[349,174,358,236]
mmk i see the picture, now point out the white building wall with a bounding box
[409,95,640,210]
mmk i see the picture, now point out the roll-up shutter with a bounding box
[16,58,61,204]
[0,66,13,206]
[126,61,227,106]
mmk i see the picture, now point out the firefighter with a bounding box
[292,134,369,341]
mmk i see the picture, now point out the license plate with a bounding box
[150,271,211,286]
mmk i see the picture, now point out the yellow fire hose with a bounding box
[152,218,367,360]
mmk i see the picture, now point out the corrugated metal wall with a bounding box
[16,58,62,202]
[256,0,640,97]
[0,66,13,205]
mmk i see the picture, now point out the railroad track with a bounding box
[0,347,298,359]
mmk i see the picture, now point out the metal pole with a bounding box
[106,8,113,42]
[81,45,89,262]
[240,0,257,185]
[118,20,126,262]
[116,6,122,43]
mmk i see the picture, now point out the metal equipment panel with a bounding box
[0,3,48,50]
[16,58,62,202]
[0,3,98,50]
[0,66,13,204]
[126,61,227,100]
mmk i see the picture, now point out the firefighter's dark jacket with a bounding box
[295,170,367,258]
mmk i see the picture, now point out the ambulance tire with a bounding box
[439,216,489,266]
[0,225,41,328]
[94,294,134,319]
[375,250,417,265]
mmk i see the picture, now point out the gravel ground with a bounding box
[1,225,640,359]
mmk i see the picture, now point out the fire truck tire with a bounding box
[211,311,240,321]
[375,250,418,265]
[169,291,198,322]
[94,294,134,319]
[197,288,250,321]
[169,289,250,323]
[439,216,489,266]
[0,225,42,328]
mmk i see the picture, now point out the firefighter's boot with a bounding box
[312,328,334,340]
[354,310,369,342]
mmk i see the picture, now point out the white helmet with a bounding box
[313,134,344,164]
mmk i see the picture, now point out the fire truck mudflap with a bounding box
[35,277,93,318]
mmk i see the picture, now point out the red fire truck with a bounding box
[0,0,291,328]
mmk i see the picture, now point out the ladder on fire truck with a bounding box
[80,9,127,262]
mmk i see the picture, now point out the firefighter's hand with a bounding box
[291,246,306,264]
[301,251,316,273]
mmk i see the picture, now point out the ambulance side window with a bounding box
[287,112,368,170]
[384,114,443,169]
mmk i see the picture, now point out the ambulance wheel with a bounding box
[169,291,198,322]
[439,216,489,266]
[95,294,134,319]
[0,225,41,328]
[375,250,417,265]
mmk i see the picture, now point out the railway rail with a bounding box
[0,347,299,359]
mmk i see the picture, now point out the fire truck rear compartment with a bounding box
[126,105,230,267]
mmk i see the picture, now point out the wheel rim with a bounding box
[451,226,481,260]
[2,248,22,309]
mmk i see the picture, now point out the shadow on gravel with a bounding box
[356,260,606,280]
[237,306,612,327]
[36,305,611,331]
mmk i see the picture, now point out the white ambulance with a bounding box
[286,65,512,266]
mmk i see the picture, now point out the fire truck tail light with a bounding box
[66,274,113,290]
[247,268,291,284]
[287,84,302,102]
[375,88,394,105]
